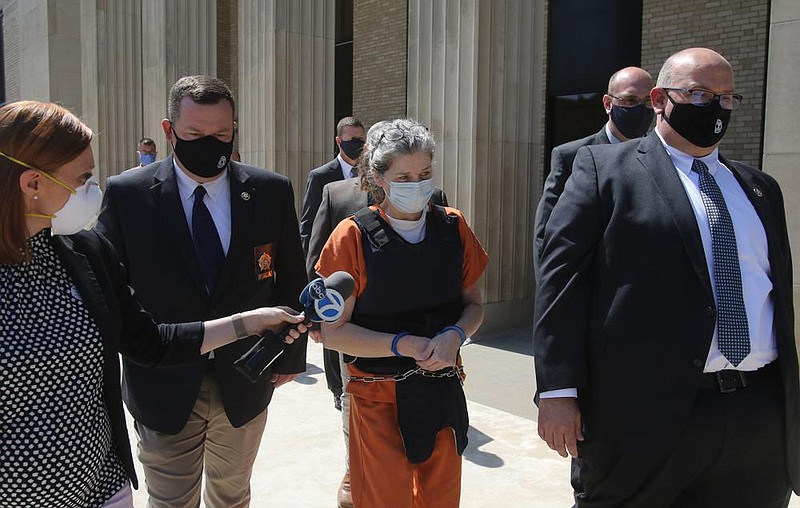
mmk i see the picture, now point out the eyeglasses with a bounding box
[661,87,743,111]
[607,94,653,109]
[378,126,429,145]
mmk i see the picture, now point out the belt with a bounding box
[700,361,777,393]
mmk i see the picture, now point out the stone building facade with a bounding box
[641,0,769,167]
[2,0,799,333]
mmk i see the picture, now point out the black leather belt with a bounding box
[700,362,777,393]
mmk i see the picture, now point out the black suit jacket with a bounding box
[534,134,800,492]
[533,128,610,268]
[305,178,449,280]
[97,157,308,433]
[50,230,205,488]
[300,158,345,256]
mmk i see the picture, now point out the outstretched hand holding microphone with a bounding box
[234,271,356,382]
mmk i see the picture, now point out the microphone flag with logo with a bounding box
[234,271,355,382]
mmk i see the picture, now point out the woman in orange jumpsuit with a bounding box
[315,118,489,508]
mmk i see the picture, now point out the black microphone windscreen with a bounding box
[324,271,355,300]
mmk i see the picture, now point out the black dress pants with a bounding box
[575,363,792,508]
[323,346,343,399]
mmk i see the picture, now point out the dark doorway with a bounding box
[334,0,354,154]
[544,1,643,178]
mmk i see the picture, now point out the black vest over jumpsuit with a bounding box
[347,205,469,463]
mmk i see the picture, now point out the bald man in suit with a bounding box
[534,48,799,507]
[534,67,654,272]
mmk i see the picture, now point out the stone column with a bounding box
[81,0,143,183]
[140,0,217,158]
[1,0,82,110]
[81,0,217,183]
[407,0,546,330]
[237,0,335,212]
[762,0,800,339]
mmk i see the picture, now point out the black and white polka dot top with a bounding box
[0,230,128,507]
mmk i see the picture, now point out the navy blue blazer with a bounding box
[97,157,308,434]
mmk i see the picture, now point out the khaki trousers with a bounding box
[135,370,268,508]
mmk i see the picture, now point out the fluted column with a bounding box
[238,0,335,212]
[407,0,546,326]
[81,0,143,183]
[81,0,217,184]
[762,0,800,340]
[140,0,217,157]
[0,0,82,111]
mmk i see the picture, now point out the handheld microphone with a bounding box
[233,271,356,382]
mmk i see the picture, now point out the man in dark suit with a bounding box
[300,116,366,416]
[534,48,799,507]
[97,75,308,508]
[301,116,366,255]
[533,66,653,267]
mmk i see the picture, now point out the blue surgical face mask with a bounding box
[139,153,157,166]
[385,178,435,214]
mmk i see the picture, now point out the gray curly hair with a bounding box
[357,118,436,202]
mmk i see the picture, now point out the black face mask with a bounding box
[171,128,234,178]
[339,138,364,161]
[662,95,731,148]
[610,104,654,139]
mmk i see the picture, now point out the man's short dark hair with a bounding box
[336,116,364,137]
[139,137,155,147]
[168,75,236,121]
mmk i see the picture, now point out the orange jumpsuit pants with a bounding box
[346,364,462,508]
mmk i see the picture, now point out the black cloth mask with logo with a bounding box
[171,128,234,178]
[662,95,731,148]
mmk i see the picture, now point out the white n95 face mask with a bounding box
[386,179,435,214]
[50,177,103,235]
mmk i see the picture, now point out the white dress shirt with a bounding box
[604,123,623,144]
[173,160,232,255]
[656,131,777,372]
[338,154,357,180]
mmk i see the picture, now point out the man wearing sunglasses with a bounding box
[534,47,798,507]
[534,66,653,270]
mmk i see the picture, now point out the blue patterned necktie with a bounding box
[192,186,225,294]
[691,159,751,366]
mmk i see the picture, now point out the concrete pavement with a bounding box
[127,326,800,507]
